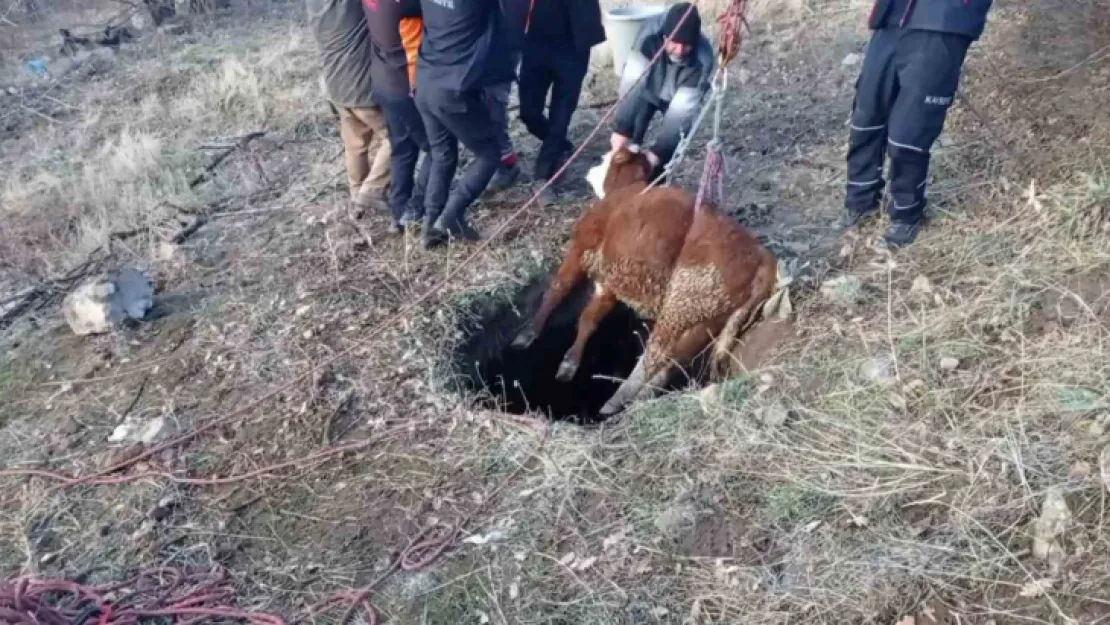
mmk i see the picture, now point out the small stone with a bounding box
[859,351,896,385]
[138,416,176,444]
[1032,488,1070,574]
[157,241,185,265]
[888,393,907,410]
[63,267,154,336]
[757,402,790,427]
[1089,417,1108,437]
[841,53,863,67]
[108,419,141,443]
[1069,461,1091,479]
[939,357,960,372]
[911,275,934,295]
[159,22,188,36]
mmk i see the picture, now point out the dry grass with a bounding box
[0,0,1109,624]
[0,5,317,282]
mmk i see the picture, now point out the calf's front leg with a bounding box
[512,244,588,349]
[556,284,617,382]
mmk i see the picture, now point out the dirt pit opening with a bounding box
[452,277,702,424]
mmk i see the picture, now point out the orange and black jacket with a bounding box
[363,0,423,97]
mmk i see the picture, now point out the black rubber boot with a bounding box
[840,203,880,229]
[424,198,480,249]
[883,217,925,248]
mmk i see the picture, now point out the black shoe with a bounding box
[535,142,575,181]
[484,162,521,196]
[424,217,480,249]
[533,181,557,208]
[841,204,880,229]
[883,219,924,248]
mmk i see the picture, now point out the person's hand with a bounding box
[610,133,630,152]
[644,150,661,167]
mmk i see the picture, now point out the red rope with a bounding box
[0,567,284,625]
[694,144,725,211]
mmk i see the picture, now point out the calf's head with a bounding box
[585,145,654,199]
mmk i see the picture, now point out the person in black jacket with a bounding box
[414,0,527,249]
[844,0,993,247]
[364,0,431,233]
[609,2,714,183]
[517,0,605,203]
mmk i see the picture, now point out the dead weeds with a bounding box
[1,0,1110,624]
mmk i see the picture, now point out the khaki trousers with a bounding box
[338,104,392,197]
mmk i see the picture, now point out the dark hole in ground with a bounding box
[452,276,710,425]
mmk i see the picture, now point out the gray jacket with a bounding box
[307,0,375,108]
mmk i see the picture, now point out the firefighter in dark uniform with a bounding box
[414,0,527,249]
[844,0,993,247]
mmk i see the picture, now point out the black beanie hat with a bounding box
[662,3,701,46]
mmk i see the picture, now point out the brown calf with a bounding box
[512,146,778,416]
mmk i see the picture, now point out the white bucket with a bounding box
[602,4,666,78]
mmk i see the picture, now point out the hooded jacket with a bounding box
[869,0,993,41]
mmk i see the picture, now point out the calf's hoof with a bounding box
[598,398,625,417]
[555,358,579,382]
[511,328,536,349]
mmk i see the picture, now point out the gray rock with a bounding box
[63,267,154,336]
[841,53,863,67]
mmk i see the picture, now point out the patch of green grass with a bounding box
[762,484,839,526]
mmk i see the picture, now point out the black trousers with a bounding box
[846,28,971,223]
[518,41,590,180]
[414,83,501,227]
[375,90,431,221]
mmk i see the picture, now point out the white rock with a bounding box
[860,351,896,385]
[758,403,790,427]
[939,357,960,371]
[1032,488,1070,574]
[108,418,142,443]
[63,267,154,336]
[841,53,863,67]
[911,275,934,295]
[139,416,176,444]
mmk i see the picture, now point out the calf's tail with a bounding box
[710,255,778,376]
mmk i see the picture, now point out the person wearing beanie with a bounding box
[610,2,715,182]
[843,0,993,248]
